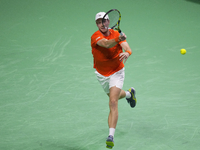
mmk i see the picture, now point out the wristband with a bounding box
[126,50,132,55]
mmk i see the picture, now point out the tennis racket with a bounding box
[102,9,122,35]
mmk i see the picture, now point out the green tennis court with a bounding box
[1,0,200,149]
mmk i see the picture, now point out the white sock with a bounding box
[125,91,131,98]
[109,128,115,137]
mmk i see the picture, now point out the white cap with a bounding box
[95,12,109,21]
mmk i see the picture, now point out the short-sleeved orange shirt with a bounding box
[91,29,126,76]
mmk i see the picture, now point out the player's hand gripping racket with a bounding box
[102,9,123,35]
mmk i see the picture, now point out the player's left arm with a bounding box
[119,42,132,63]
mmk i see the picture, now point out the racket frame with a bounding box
[102,9,122,34]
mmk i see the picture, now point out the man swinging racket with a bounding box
[91,10,137,149]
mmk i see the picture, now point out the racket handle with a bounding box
[118,29,123,36]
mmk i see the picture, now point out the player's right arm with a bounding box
[97,38,118,48]
[97,33,126,48]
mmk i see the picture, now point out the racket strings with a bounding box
[107,11,119,29]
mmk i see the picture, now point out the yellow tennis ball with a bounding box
[180,49,186,55]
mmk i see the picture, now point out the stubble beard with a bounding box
[100,27,108,34]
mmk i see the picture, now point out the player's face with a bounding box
[96,19,109,33]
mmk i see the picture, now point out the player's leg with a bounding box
[108,86,121,128]
[119,89,126,99]
[107,88,137,107]
[107,89,128,100]
[106,86,121,149]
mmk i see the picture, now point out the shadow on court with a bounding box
[43,141,88,150]
[186,0,200,4]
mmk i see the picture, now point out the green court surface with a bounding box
[1,0,200,150]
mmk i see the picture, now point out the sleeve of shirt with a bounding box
[91,32,104,47]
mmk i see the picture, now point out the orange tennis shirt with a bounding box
[91,29,126,76]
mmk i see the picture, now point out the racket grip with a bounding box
[118,29,123,36]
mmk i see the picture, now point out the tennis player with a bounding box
[91,12,137,149]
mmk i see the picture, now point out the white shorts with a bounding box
[95,68,125,94]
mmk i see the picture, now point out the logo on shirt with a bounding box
[96,36,100,41]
